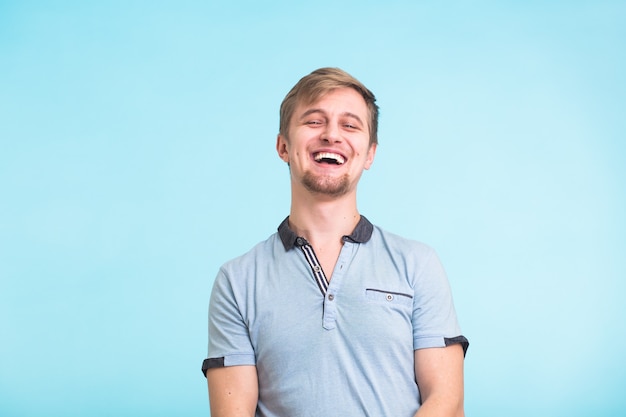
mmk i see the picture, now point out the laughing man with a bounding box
[202,67,469,417]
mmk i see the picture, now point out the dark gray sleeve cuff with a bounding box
[444,335,469,357]
[201,357,225,377]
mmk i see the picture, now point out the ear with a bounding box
[276,134,290,163]
[363,143,377,170]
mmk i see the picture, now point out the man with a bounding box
[202,67,468,417]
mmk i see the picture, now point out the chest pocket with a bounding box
[365,288,413,307]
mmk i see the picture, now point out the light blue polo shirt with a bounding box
[202,216,468,417]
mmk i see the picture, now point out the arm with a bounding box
[206,365,258,417]
[413,344,465,417]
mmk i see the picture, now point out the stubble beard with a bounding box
[301,171,351,197]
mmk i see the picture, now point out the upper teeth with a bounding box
[314,152,345,164]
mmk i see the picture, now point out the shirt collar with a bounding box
[278,215,374,251]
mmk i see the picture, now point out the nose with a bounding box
[321,122,342,143]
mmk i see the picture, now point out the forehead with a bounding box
[294,87,369,119]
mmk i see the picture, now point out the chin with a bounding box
[302,172,350,197]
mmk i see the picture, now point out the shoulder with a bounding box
[366,223,446,286]
[211,232,283,303]
[219,232,282,275]
[369,224,437,259]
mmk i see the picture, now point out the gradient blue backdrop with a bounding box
[1,1,624,416]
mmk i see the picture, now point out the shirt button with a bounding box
[313,265,321,272]
[328,294,335,301]
[296,237,305,246]
[386,294,394,301]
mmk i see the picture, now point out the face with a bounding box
[276,88,377,198]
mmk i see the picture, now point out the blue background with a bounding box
[1,1,624,416]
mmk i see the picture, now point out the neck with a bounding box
[288,189,360,246]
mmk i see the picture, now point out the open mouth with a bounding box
[313,152,345,165]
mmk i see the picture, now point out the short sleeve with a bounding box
[412,248,468,355]
[201,267,256,376]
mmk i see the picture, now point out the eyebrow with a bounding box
[299,109,364,125]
